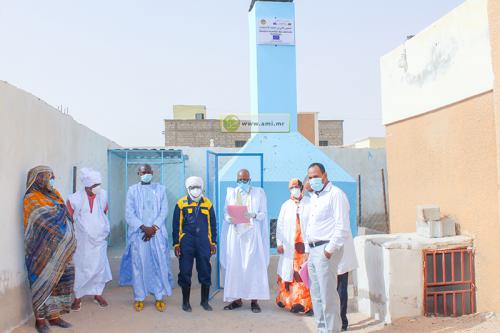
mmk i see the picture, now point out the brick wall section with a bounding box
[318,120,343,146]
[165,120,250,147]
[165,119,343,147]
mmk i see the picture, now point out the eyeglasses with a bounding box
[188,186,202,191]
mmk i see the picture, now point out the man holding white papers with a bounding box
[221,169,270,313]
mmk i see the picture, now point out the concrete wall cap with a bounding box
[355,233,473,250]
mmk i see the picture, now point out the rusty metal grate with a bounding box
[423,247,475,317]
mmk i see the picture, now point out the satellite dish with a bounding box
[249,0,294,12]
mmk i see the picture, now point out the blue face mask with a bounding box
[141,173,153,183]
[49,178,55,188]
[237,181,250,193]
[309,177,324,192]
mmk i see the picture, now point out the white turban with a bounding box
[80,168,102,188]
[185,176,203,190]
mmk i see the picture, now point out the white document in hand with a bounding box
[227,205,250,224]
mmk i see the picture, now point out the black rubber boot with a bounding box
[182,286,192,312]
[200,285,213,311]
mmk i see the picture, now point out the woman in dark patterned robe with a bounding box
[24,166,76,333]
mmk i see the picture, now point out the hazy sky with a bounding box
[0,0,464,147]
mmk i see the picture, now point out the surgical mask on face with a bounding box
[309,177,324,192]
[141,173,153,183]
[188,188,203,201]
[49,178,55,188]
[290,188,301,199]
[91,185,102,195]
[237,181,250,193]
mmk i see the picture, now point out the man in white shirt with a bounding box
[306,162,353,333]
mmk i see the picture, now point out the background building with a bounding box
[297,111,319,145]
[165,119,250,147]
[165,106,344,147]
[381,0,500,313]
[318,120,344,146]
[349,137,386,149]
[173,105,207,120]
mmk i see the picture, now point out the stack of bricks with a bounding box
[416,205,456,238]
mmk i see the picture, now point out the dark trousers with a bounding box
[337,272,349,329]
[178,235,211,288]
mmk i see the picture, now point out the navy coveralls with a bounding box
[172,196,217,288]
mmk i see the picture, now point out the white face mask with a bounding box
[188,188,203,202]
[92,185,102,195]
[141,173,153,184]
[290,188,301,199]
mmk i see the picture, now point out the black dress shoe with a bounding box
[223,301,242,310]
[48,318,72,328]
[250,302,261,313]
[182,302,192,312]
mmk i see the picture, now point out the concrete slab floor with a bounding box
[11,283,499,333]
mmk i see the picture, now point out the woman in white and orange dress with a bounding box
[276,178,313,315]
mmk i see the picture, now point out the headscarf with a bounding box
[25,165,64,204]
[289,178,304,203]
[26,165,52,194]
[80,167,102,188]
[185,176,204,190]
[24,165,66,221]
[185,176,204,202]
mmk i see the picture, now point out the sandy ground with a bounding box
[372,312,500,333]
[12,284,499,333]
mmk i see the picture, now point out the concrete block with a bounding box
[441,217,457,237]
[417,219,438,238]
[416,205,441,222]
[417,218,456,238]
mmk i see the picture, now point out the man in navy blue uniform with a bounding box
[173,176,217,312]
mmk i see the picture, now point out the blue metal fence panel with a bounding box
[107,149,185,248]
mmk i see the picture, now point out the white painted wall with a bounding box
[381,0,493,125]
[0,81,119,332]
